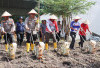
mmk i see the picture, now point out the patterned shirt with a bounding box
[70,21,80,33]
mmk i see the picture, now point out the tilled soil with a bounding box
[0,40,100,68]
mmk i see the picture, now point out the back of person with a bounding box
[79,23,89,36]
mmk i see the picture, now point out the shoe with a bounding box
[54,42,57,49]
[70,48,75,50]
[45,43,48,50]
[26,43,30,53]
[54,48,57,52]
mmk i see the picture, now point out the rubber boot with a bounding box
[54,42,57,49]
[45,43,48,50]
[31,43,35,51]
[26,43,30,53]
[2,35,4,39]
[5,44,8,52]
[40,38,42,42]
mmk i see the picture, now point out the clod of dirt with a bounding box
[62,61,71,66]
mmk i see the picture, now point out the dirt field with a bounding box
[0,40,100,68]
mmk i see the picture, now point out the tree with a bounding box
[40,0,95,40]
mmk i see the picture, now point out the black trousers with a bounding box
[70,32,76,49]
[17,32,24,45]
[4,33,14,44]
[79,35,86,47]
[0,36,1,42]
[26,32,37,43]
[56,31,61,42]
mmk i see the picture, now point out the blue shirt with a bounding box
[70,21,80,33]
[40,23,46,34]
[16,22,25,33]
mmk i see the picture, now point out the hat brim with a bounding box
[1,15,12,17]
[28,13,38,14]
[73,18,81,20]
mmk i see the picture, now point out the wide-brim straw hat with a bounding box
[83,19,90,24]
[73,16,81,20]
[49,14,57,20]
[1,11,12,17]
[28,9,38,14]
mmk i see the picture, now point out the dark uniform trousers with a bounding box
[26,32,37,43]
[4,33,14,44]
[45,32,56,43]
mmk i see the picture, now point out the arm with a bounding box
[40,24,43,34]
[11,19,15,32]
[24,18,29,30]
[70,21,76,31]
[35,23,39,31]
[87,25,92,34]
[1,21,5,33]
[55,21,59,32]
[46,22,52,32]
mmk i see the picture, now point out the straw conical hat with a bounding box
[49,14,57,19]
[73,16,81,20]
[83,19,90,24]
[28,9,37,14]
[1,11,12,17]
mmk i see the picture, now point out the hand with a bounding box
[36,28,39,31]
[10,31,15,34]
[26,27,29,30]
[50,32,52,34]
[3,31,6,34]
[90,32,92,35]
[74,29,77,31]
[57,31,59,33]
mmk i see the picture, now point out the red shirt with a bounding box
[46,20,59,33]
[79,23,89,36]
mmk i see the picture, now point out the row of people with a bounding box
[0,9,91,53]
[0,9,59,52]
[70,16,92,50]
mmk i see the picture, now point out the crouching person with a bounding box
[16,17,25,46]
[79,20,92,48]
[45,15,59,51]
[1,11,16,59]
[25,9,38,53]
